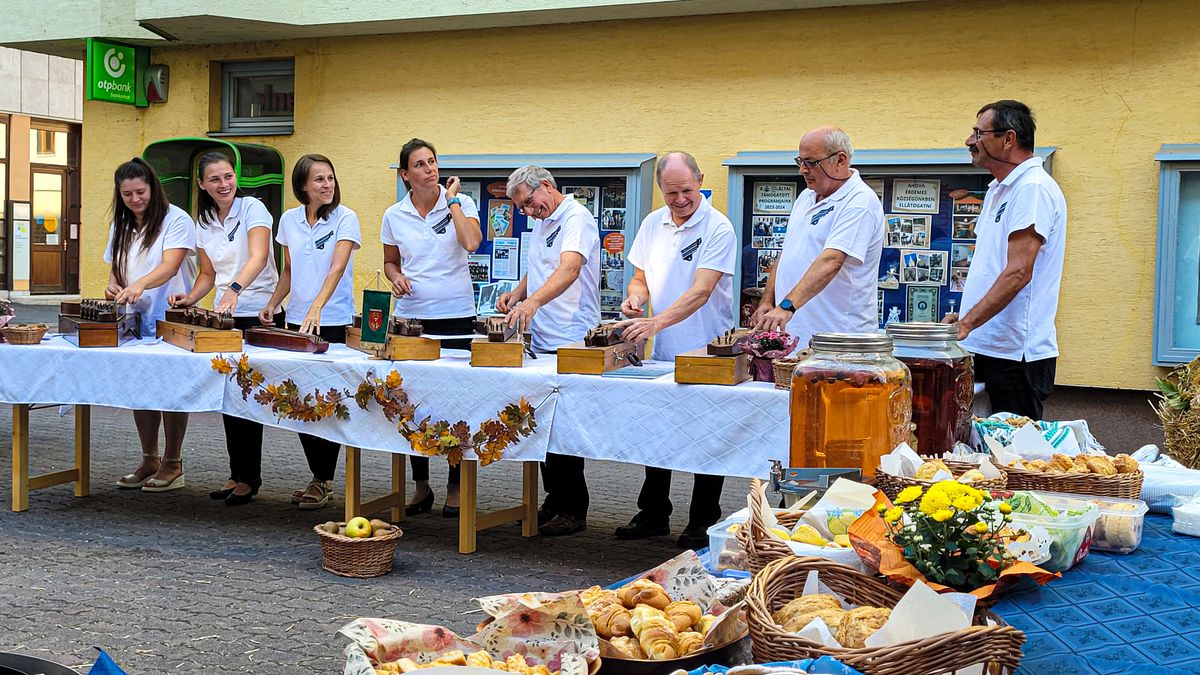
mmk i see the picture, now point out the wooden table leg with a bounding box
[344,446,361,522]
[521,461,539,538]
[458,459,478,554]
[392,453,405,523]
[74,405,90,497]
[12,404,29,512]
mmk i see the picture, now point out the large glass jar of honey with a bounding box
[789,333,911,475]
[885,322,974,455]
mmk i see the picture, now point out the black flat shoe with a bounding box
[209,487,234,500]
[676,526,711,550]
[442,505,460,518]
[224,481,262,507]
[406,491,434,516]
[614,512,670,540]
[537,506,556,526]
[539,514,587,536]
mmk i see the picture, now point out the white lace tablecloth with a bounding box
[0,336,227,412]
[552,365,789,478]
[219,345,558,459]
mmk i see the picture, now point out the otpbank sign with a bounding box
[86,38,149,107]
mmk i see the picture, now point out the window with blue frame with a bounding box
[1153,146,1200,365]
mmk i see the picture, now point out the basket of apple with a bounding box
[314,517,403,578]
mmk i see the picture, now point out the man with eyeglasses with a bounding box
[948,100,1066,420]
[752,126,884,349]
[497,165,600,536]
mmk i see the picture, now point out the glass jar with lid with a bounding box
[885,322,974,455]
[789,333,912,475]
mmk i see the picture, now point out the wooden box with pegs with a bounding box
[58,298,141,348]
[470,316,526,368]
[556,324,646,375]
[676,329,754,385]
[347,314,440,360]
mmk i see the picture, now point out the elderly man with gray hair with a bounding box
[497,165,600,536]
[753,126,884,348]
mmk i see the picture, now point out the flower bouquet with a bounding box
[741,330,799,382]
[848,481,1059,601]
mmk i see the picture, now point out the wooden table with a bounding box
[10,404,91,511]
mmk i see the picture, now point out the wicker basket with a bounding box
[1003,464,1143,499]
[0,323,49,345]
[874,460,1008,501]
[771,349,812,390]
[745,556,1025,674]
[314,524,402,578]
[735,478,808,574]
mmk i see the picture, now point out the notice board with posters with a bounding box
[723,149,1055,329]
[393,154,656,320]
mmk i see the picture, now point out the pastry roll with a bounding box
[635,615,680,660]
[664,600,703,632]
[588,598,633,638]
[609,635,646,659]
[1047,454,1075,473]
[618,579,671,610]
[697,613,717,635]
[629,604,669,635]
[782,607,848,637]
[914,459,949,480]
[466,650,494,668]
[1084,455,1117,476]
[771,594,841,626]
[676,630,705,655]
[838,607,891,648]
[957,469,986,484]
[1026,459,1050,472]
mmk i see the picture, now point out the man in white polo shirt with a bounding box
[612,151,737,549]
[951,100,1066,420]
[752,126,884,347]
[498,165,600,537]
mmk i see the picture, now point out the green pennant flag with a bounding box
[361,289,392,346]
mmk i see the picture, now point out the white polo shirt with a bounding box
[195,196,279,318]
[276,204,362,326]
[103,203,197,337]
[526,194,601,352]
[627,197,737,360]
[960,156,1066,361]
[380,187,479,319]
[774,169,884,350]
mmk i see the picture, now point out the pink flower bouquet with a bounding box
[741,330,799,381]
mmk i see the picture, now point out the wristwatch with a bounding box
[778,298,795,312]
[447,197,462,208]
[229,281,243,294]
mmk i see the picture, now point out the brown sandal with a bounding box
[297,480,332,510]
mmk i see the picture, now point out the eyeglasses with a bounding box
[516,184,544,215]
[970,128,1009,142]
[793,152,838,169]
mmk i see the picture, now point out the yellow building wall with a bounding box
[80,0,1200,390]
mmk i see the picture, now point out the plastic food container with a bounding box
[1007,491,1101,572]
[1173,499,1200,537]
[1073,493,1149,554]
[707,513,751,572]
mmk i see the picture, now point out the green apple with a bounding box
[345,516,373,538]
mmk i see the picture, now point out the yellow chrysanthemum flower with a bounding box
[896,486,923,504]
[998,502,1013,514]
[885,507,904,523]
[974,522,989,533]
[933,509,953,522]
[919,491,952,516]
[953,496,977,511]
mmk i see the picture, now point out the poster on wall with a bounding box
[878,290,885,325]
[877,251,900,289]
[487,200,514,240]
[458,181,482,207]
[563,185,601,218]
[492,237,519,280]
[753,183,795,214]
[952,215,978,240]
[603,185,627,210]
[900,249,948,286]
[757,249,781,286]
[865,179,885,203]
[885,214,931,248]
[519,232,533,278]
[468,255,491,283]
[601,208,626,230]
[951,190,986,216]
[751,215,788,248]
[951,243,975,270]
[950,267,969,293]
[907,286,940,322]
[477,280,517,316]
[891,179,941,214]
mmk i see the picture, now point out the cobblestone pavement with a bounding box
[0,404,749,673]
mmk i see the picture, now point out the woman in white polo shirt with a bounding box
[381,138,482,517]
[259,153,362,510]
[168,151,281,507]
[105,157,196,493]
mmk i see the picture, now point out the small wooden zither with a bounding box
[707,328,754,356]
[346,314,440,361]
[391,317,424,337]
[58,298,141,348]
[470,315,528,368]
[243,326,330,353]
[158,307,242,353]
[676,328,754,385]
[476,315,520,343]
[557,323,645,375]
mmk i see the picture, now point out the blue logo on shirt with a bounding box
[811,206,835,226]
[226,222,240,242]
[545,227,561,247]
[680,237,702,262]
[314,232,334,250]
[995,202,1007,223]
[432,214,450,235]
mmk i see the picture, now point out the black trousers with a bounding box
[638,468,725,530]
[541,453,589,520]
[288,322,346,481]
[408,315,474,484]
[973,353,1056,420]
[222,314,284,485]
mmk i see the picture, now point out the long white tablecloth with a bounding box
[0,338,789,477]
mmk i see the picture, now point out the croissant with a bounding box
[676,630,705,655]
[609,635,645,659]
[697,614,717,635]
[664,600,703,632]
[618,579,671,610]
[629,604,669,635]
[466,651,494,668]
[636,615,680,660]
[581,585,615,607]
[506,654,534,675]
[589,598,633,638]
